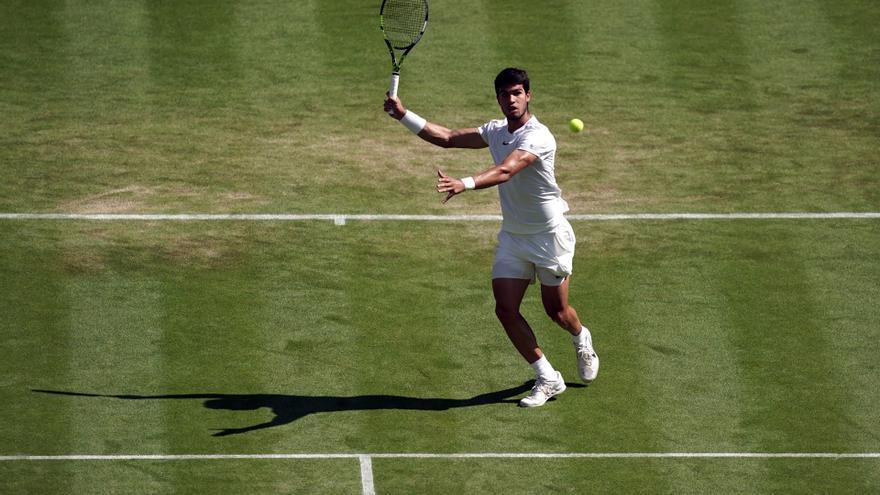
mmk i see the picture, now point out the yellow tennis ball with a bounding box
[569,118,584,133]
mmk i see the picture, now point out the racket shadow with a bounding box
[32,382,535,437]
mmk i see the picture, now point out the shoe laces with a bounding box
[531,376,556,396]
[576,343,595,366]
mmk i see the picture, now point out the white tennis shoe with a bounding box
[518,371,566,408]
[575,328,599,383]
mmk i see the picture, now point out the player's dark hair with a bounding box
[494,67,530,95]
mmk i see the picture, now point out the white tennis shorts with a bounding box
[491,219,576,287]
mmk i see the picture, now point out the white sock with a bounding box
[572,326,591,345]
[530,355,556,380]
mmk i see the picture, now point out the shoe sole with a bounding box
[517,383,567,408]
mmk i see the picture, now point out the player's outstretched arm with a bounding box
[437,150,538,203]
[384,94,486,149]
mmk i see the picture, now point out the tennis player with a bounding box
[384,68,599,407]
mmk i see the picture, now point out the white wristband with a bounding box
[399,110,427,134]
[462,176,476,190]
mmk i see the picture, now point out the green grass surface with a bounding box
[1,0,879,493]
[2,220,878,493]
[1,0,878,215]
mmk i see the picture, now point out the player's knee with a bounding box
[545,305,563,323]
[495,304,519,323]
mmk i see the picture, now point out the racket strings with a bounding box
[381,0,427,48]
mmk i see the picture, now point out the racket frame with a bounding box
[380,0,429,97]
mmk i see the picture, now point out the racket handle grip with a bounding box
[388,72,400,98]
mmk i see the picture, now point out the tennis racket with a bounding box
[380,0,429,98]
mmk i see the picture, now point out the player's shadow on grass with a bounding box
[33,382,576,437]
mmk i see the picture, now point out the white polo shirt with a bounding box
[478,116,570,234]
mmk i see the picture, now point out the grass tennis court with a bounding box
[1,0,878,493]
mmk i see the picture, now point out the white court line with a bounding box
[370,452,880,459]
[1,452,877,460]
[0,212,879,223]
[359,455,376,495]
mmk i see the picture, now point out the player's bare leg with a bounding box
[540,277,582,335]
[493,278,540,362]
[493,278,566,407]
[541,277,599,383]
